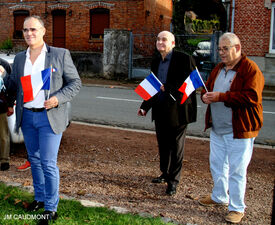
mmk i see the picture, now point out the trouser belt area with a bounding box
[25,107,45,112]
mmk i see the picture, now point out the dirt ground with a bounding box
[0,123,274,225]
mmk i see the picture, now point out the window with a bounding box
[90,8,110,39]
[13,10,29,39]
[270,3,275,53]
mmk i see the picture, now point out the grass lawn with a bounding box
[0,182,174,225]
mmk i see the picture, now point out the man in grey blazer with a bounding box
[5,15,81,224]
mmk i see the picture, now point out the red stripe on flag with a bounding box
[20,75,34,102]
[178,82,188,104]
[135,85,151,100]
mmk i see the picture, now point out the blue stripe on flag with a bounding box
[189,70,203,89]
[146,73,162,92]
[41,68,51,90]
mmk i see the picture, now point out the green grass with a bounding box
[0,182,174,225]
[0,39,13,50]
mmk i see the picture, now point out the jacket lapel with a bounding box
[18,52,27,78]
[44,45,52,99]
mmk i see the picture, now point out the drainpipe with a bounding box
[231,0,235,32]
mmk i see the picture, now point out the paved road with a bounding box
[71,85,275,146]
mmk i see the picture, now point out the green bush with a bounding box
[0,39,13,50]
[191,19,220,33]
[187,38,209,47]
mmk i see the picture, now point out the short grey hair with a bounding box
[219,32,241,46]
[24,15,45,28]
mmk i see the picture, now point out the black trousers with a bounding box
[155,120,187,185]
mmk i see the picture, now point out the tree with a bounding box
[172,0,227,34]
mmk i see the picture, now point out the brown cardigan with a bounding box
[201,54,265,139]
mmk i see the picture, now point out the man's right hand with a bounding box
[7,107,14,117]
[137,109,147,116]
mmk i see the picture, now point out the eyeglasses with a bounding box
[22,27,42,33]
[217,45,235,53]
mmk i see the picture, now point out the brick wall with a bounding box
[233,0,271,56]
[0,0,172,53]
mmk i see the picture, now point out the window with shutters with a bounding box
[13,10,29,39]
[90,8,110,39]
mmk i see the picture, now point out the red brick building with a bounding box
[0,0,172,52]
[224,0,275,85]
[227,0,274,56]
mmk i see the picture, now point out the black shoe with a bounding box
[152,175,166,183]
[38,211,58,225]
[0,163,10,171]
[166,183,177,196]
[27,200,44,212]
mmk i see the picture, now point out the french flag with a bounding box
[178,68,205,104]
[135,72,162,100]
[20,67,53,103]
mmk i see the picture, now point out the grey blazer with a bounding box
[5,45,81,134]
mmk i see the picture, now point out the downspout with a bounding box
[231,0,235,32]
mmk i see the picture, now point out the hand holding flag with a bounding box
[178,67,208,104]
[135,72,162,100]
[20,67,54,103]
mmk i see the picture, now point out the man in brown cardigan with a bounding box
[198,32,264,224]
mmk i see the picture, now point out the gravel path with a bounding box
[0,123,274,224]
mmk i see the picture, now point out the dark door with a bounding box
[52,10,66,48]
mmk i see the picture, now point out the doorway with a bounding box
[52,10,66,48]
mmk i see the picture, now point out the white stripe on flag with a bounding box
[30,71,44,98]
[140,79,159,97]
[184,77,196,96]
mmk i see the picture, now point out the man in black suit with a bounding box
[138,31,197,195]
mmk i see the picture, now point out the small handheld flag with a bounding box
[178,67,207,104]
[21,67,53,103]
[0,76,5,92]
[135,72,162,100]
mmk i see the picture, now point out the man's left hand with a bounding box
[7,107,14,117]
[204,92,220,103]
[44,96,59,109]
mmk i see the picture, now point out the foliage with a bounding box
[0,39,13,50]
[0,182,175,225]
[187,38,209,47]
[191,18,220,33]
[172,0,225,33]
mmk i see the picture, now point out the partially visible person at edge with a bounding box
[0,58,12,171]
[4,15,81,224]
[137,31,197,196]
[198,32,264,224]
[1,59,31,172]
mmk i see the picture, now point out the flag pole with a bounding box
[195,66,208,92]
[151,71,176,101]
[47,65,52,100]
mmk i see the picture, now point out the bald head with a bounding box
[156,31,175,59]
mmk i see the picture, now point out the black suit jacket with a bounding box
[0,57,12,113]
[140,49,197,128]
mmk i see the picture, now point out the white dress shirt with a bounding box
[24,43,47,109]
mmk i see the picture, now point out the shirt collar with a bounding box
[26,43,47,58]
[162,50,173,62]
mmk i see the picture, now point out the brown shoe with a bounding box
[198,195,228,206]
[225,211,244,223]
